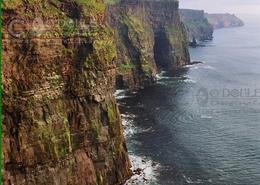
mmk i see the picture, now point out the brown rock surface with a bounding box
[2,0,131,184]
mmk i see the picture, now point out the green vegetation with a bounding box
[114,29,134,74]
[38,119,72,160]
[164,25,187,65]
[117,14,155,75]
[107,103,116,123]
[184,18,210,31]
[96,172,103,185]
[93,29,117,63]
[118,63,134,74]
[120,15,147,45]
[76,0,105,15]
[36,101,72,160]
[165,25,186,45]
[104,0,120,5]
[90,119,102,142]
[3,0,23,9]
[60,18,77,37]
[121,15,146,34]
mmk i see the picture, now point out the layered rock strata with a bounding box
[2,0,191,184]
[2,0,131,184]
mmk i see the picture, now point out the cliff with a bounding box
[2,0,191,184]
[205,13,244,29]
[108,0,190,89]
[2,0,131,184]
[180,9,213,42]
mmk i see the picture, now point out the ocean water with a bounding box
[118,15,260,185]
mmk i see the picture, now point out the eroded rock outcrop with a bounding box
[108,0,190,89]
[2,0,131,184]
[180,9,213,42]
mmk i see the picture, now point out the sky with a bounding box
[179,0,260,15]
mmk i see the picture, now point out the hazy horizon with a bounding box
[180,0,260,16]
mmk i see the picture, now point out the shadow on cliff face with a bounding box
[154,29,172,70]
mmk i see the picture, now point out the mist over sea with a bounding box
[118,14,260,185]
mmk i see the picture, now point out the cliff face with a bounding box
[2,0,131,184]
[180,9,213,42]
[205,13,244,29]
[108,0,190,89]
[2,0,191,184]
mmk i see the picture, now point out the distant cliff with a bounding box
[205,13,244,29]
[108,0,190,89]
[180,9,213,42]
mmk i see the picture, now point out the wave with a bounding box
[125,154,160,185]
[156,72,171,80]
[182,175,204,184]
[114,89,131,100]
[182,174,214,184]
[200,115,213,119]
[121,114,138,137]
[186,63,216,70]
[114,89,126,96]
[121,112,160,184]
[190,65,215,70]
[184,79,197,84]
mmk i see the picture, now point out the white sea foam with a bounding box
[184,79,197,83]
[114,89,126,96]
[121,113,160,184]
[183,175,203,184]
[121,114,138,137]
[125,154,160,185]
[184,64,195,68]
[156,71,169,80]
[156,74,171,80]
[114,89,131,99]
[200,115,213,119]
[183,175,194,184]
[188,64,215,70]
[157,75,187,81]
[202,65,215,70]
[116,87,160,184]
